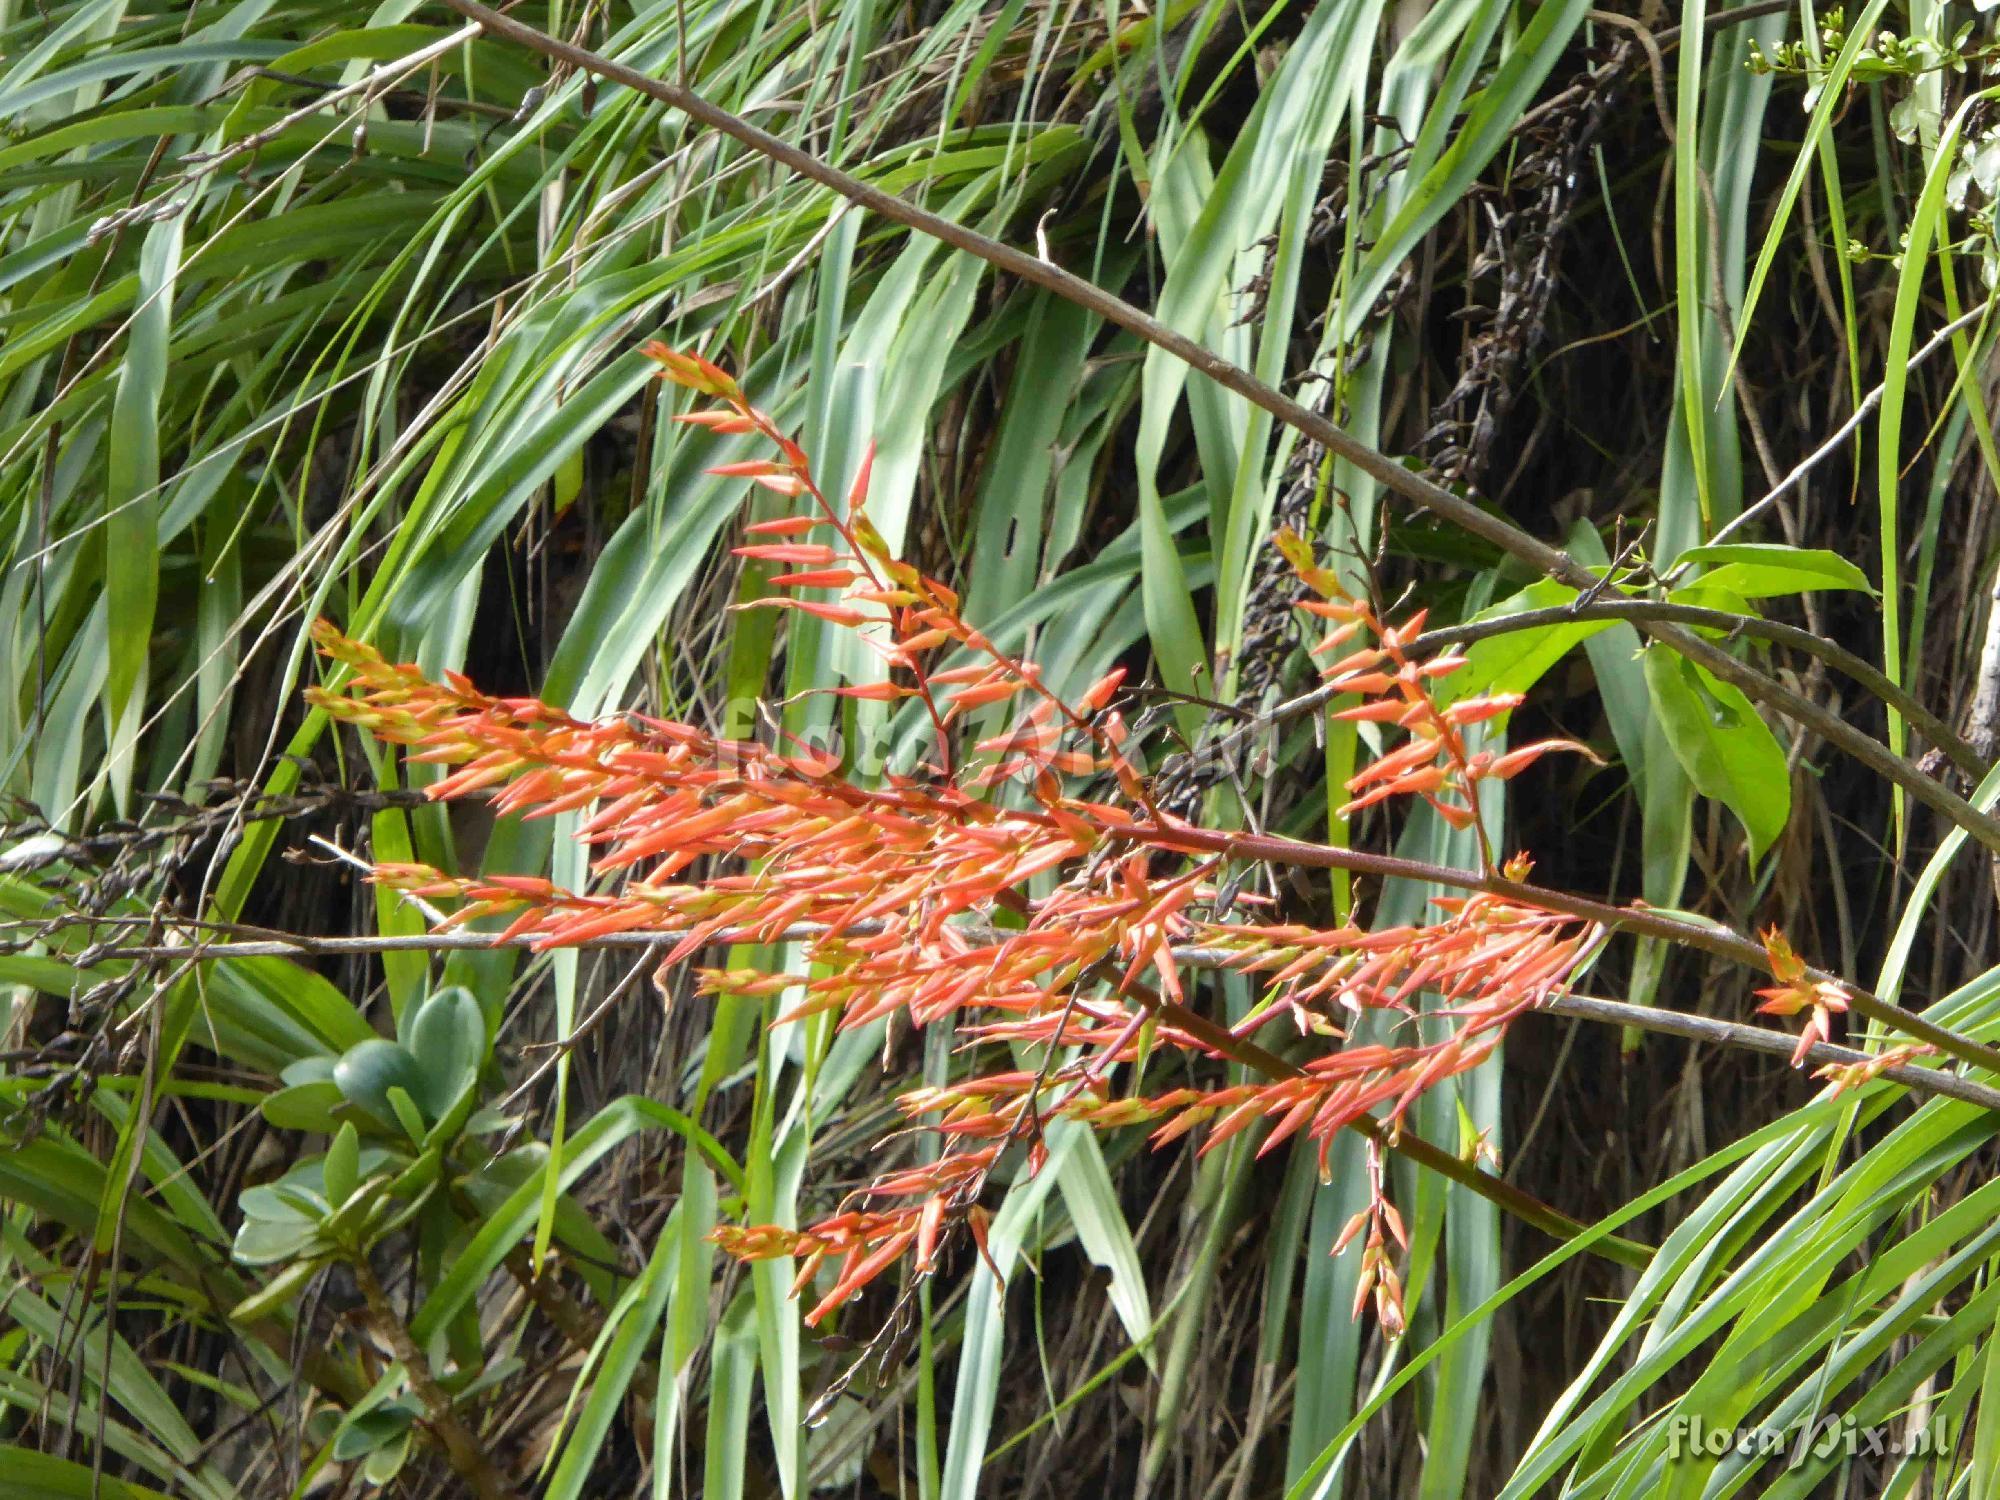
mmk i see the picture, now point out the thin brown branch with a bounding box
[1128,822,2000,1075]
[68,811,2000,1071]
[1545,992,2000,1111]
[1421,601,1988,781]
[68,909,2000,1107]
[1204,599,1988,783]
[353,1257,522,1500]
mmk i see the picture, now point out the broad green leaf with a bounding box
[331,1039,427,1129]
[1053,1127,1154,1356]
[406,985,485,1122]
[1642,649,1791,862]
[231,1260,320,1324]
[0,1449,173,1500]
[323,1123,360,1208]
[1442,578,1616,706]
[1673,543,1875,599]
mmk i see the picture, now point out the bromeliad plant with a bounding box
[307,347,1638,1336]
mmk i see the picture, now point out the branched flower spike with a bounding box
[308,346,1607,1338]
[1274,528,1602,862]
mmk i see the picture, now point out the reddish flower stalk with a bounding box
[308,346,1611,1337]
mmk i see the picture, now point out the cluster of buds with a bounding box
[309,629,1110,1000]
[1753,927,1857,1066]
[1276,529,1598,841]
[1205,863,1593,1033]
[1746,927,1937,1091]
[1812,1042,1937,1094]
[1339,1143,1408,1336]
[714,1153,998,1325]
[309,346,1612,1336]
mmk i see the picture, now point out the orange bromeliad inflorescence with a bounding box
[308,345,1612,1336]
